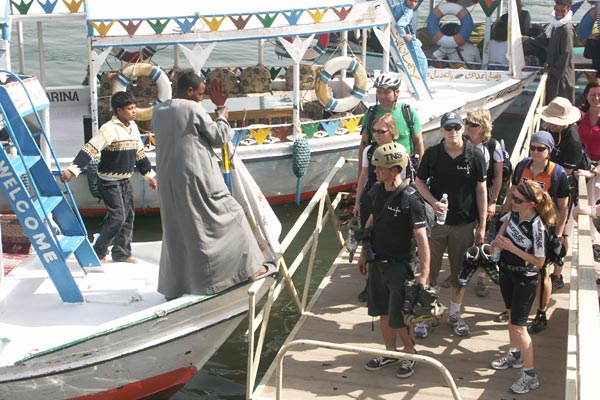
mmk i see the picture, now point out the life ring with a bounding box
[315,56,367,113]
[578,7,597,44]
[112,46,157,63]
[284,34,330,60]
[427,3,474,48]
[113,63,172,121]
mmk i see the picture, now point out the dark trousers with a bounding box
[94,178,135,261]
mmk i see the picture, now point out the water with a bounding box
[11,1,561,398]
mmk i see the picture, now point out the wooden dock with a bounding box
[254,248,571,399]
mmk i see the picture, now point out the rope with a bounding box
[292,138,311,205]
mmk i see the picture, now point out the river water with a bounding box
[9,0,578,398]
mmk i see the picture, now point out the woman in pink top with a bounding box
[576,79,600,259]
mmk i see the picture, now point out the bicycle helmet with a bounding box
[371,142,408,169]
[373,72,401,90]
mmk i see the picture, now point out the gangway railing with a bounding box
[245,157,347,399]
[273,340,462,400]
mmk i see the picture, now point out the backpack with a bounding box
[399,184,435,238]
[512,157,564,200]
[485,138,512,185]
[427,138,476,182]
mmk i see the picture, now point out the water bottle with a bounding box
[436,193,448,225]
[490,242,501,262]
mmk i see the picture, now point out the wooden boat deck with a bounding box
[254,249,571,399]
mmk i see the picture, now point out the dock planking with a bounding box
[255,249,570,399]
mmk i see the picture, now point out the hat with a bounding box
[441,112,463,127]
[539,97,581,126]
[531,130,555,150]
[371,142,409,170]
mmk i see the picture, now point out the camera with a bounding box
[354,228,375,262]
[353,227,371,241]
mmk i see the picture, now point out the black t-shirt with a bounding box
[371,184,427,260]
[500,211,546,267]
[417,139,486,225]
[548,124,583,170]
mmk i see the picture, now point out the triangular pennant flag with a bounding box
[92,48,112,74]
[118,20,143,36]
[201,16,226,32]
[174,16,199,33]
[331,6,352,21]
[301,122,320,139]
[256,12,278,28]
[148,19,170,34]
[37,0,58,14]
[272,125,292,142]
[307,8,329,23]
[371,26,390,57]
[278,35,315,64]
[269,67,283,80]
[341,116,362,133]
[250,127,271,144]
[11,0,33,14]
[229,14,253,30]
[89,20,116,37]
[282,10,303,25]
[180,43,216,73]
[321,120,341,137]
[478,0,502,17]
[62,0,82,13]
[232,129,249,146]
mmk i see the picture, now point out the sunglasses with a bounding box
[372,128,389,135]
[529,145,548,152]
[443,124,462,131]
[464,120,481,128]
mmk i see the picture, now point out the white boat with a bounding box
[0,0,535,216]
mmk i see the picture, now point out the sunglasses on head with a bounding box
[443,124,462,131]
[372,128,389,134]
[464,120,481,128]
[529,145,548,152]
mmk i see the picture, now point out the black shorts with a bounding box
[499,267,539,326]
[367,259,414,328]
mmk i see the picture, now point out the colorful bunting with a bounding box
[174,16,199,34]
[229,14,253,30]
[118,20,143,36]
[11,0,34,14]
[320,120,341,137]
[256,13,278,28]
[250,127,271,144]
[341,116,361,133]
[201,16,226,32]
[478,0,501,17]
[272,125,292,142]
[331,6,352,21]
[37,0,57,14]
[232,129,249,146]
[89,20,116,38]
[62,0,82,13]
[281,10,303,25]
[307,8,328,23]
[301,122,320,139]
[147,19,170,35]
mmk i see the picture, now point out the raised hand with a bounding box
[209,79,227,107]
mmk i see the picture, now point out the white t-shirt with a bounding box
[488,40,509,65]
[433,43,482,63]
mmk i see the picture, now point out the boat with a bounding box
[0,0,535,216]
[0,71,281,398]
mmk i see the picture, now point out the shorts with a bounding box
[499,267,539,326]
[367,259,414,328]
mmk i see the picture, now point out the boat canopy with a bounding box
[84,0,390,48]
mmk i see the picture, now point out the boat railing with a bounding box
[246,156,348,399]
[273,340,462,400]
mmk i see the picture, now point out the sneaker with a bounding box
[396,359,416,378]
[476,280,489,297]
[510,370,540,394]
[528,312,547,333]
[551,274,564,291]
[447,312,470,336]
[414,322,428,338]
[365,356,399,371]
[491,351,524,370]
[495,310,509,322]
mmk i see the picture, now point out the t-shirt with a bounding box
[417,139,487,225]
[371,183,427,260]
[488,40,509,65]
[362,103,422,154]
[433,43,482,63]
[577,111,600,162]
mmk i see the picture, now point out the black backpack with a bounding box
[485,138,512,185]
[399,184,435,238]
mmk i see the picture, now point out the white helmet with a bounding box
[373,73,401,90]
